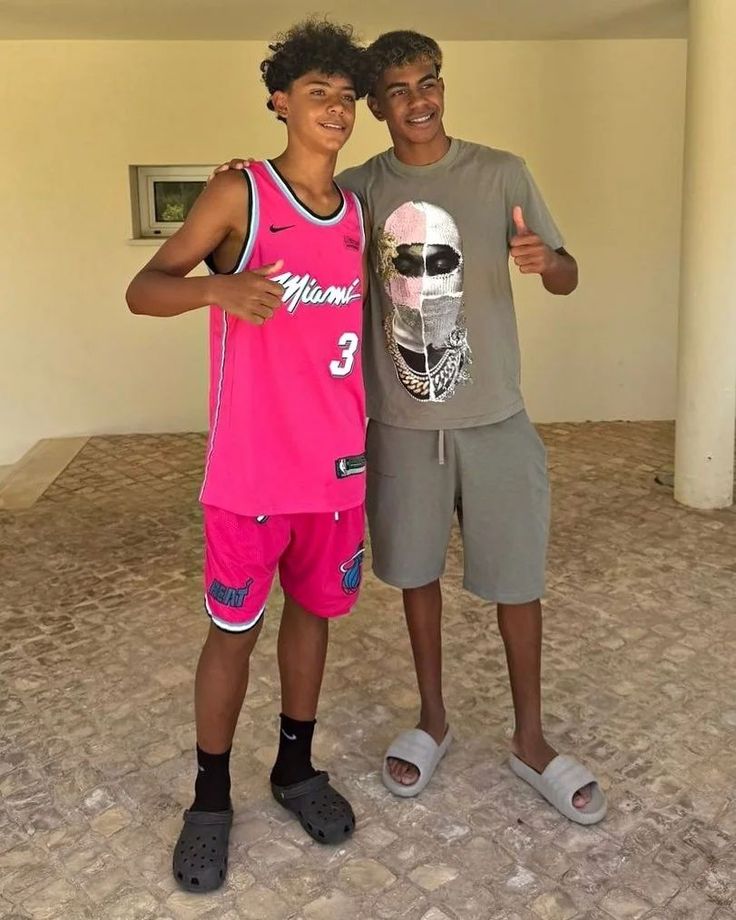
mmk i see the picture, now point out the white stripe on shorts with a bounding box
[203,595,266,633]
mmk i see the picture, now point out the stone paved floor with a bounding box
[1,422,735,920]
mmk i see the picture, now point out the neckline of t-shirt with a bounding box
[386,137,460,177]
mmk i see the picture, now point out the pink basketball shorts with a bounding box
[202,504,365,632]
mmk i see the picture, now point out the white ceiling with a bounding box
[0,0,688,41]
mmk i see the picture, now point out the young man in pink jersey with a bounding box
[217,30,606,827]
[126,20,368,892]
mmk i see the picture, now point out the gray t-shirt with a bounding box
[338,138,564,429]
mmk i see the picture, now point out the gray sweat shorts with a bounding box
[365,410,550,603]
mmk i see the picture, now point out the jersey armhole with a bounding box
[351,192,367,254]
[204,169,257,275]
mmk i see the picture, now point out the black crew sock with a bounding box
[190,745,232,813]
[269,714,320,788]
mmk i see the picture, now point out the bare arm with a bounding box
[509,205,578,296]
[126,171,283,324]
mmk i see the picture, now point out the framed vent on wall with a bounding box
[130,165,214,238]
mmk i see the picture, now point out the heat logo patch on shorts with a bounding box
[339,543,364,595]
[208,578,254,608]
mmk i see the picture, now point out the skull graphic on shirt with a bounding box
[377,201,471,402]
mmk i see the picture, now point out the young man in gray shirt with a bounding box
[218,30,606,824]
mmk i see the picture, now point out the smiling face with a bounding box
[272,70,357,153]
[368,58,446,151]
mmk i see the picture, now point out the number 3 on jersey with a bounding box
[329,332,359,377]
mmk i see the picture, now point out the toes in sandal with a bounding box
[172,808,233,892]
[509,753,607,825]
[382,727,452,798]
[271,771,355,845]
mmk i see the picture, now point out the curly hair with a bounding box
[260,19,366,119]
[364,30,442,94]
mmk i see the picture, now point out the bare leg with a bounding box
[499,599,591,808]
[387,580,449,786]
[195,619,263,754]
[278,594,329,721]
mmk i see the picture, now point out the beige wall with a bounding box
[0,40,686,465]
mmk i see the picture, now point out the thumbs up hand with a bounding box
[509,205,555,275]
[211,260,285,325]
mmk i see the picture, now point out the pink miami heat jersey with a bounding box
[200,160,367,516]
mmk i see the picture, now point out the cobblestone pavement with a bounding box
[1,422,735,920]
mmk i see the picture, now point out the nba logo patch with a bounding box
[339,543,364,595]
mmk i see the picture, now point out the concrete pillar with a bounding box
[674,0,736,509]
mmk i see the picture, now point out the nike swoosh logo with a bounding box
[281,729,297,741]
[270,224,295,233]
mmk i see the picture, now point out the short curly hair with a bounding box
[260,19,366,120]
[364,30,442,95]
